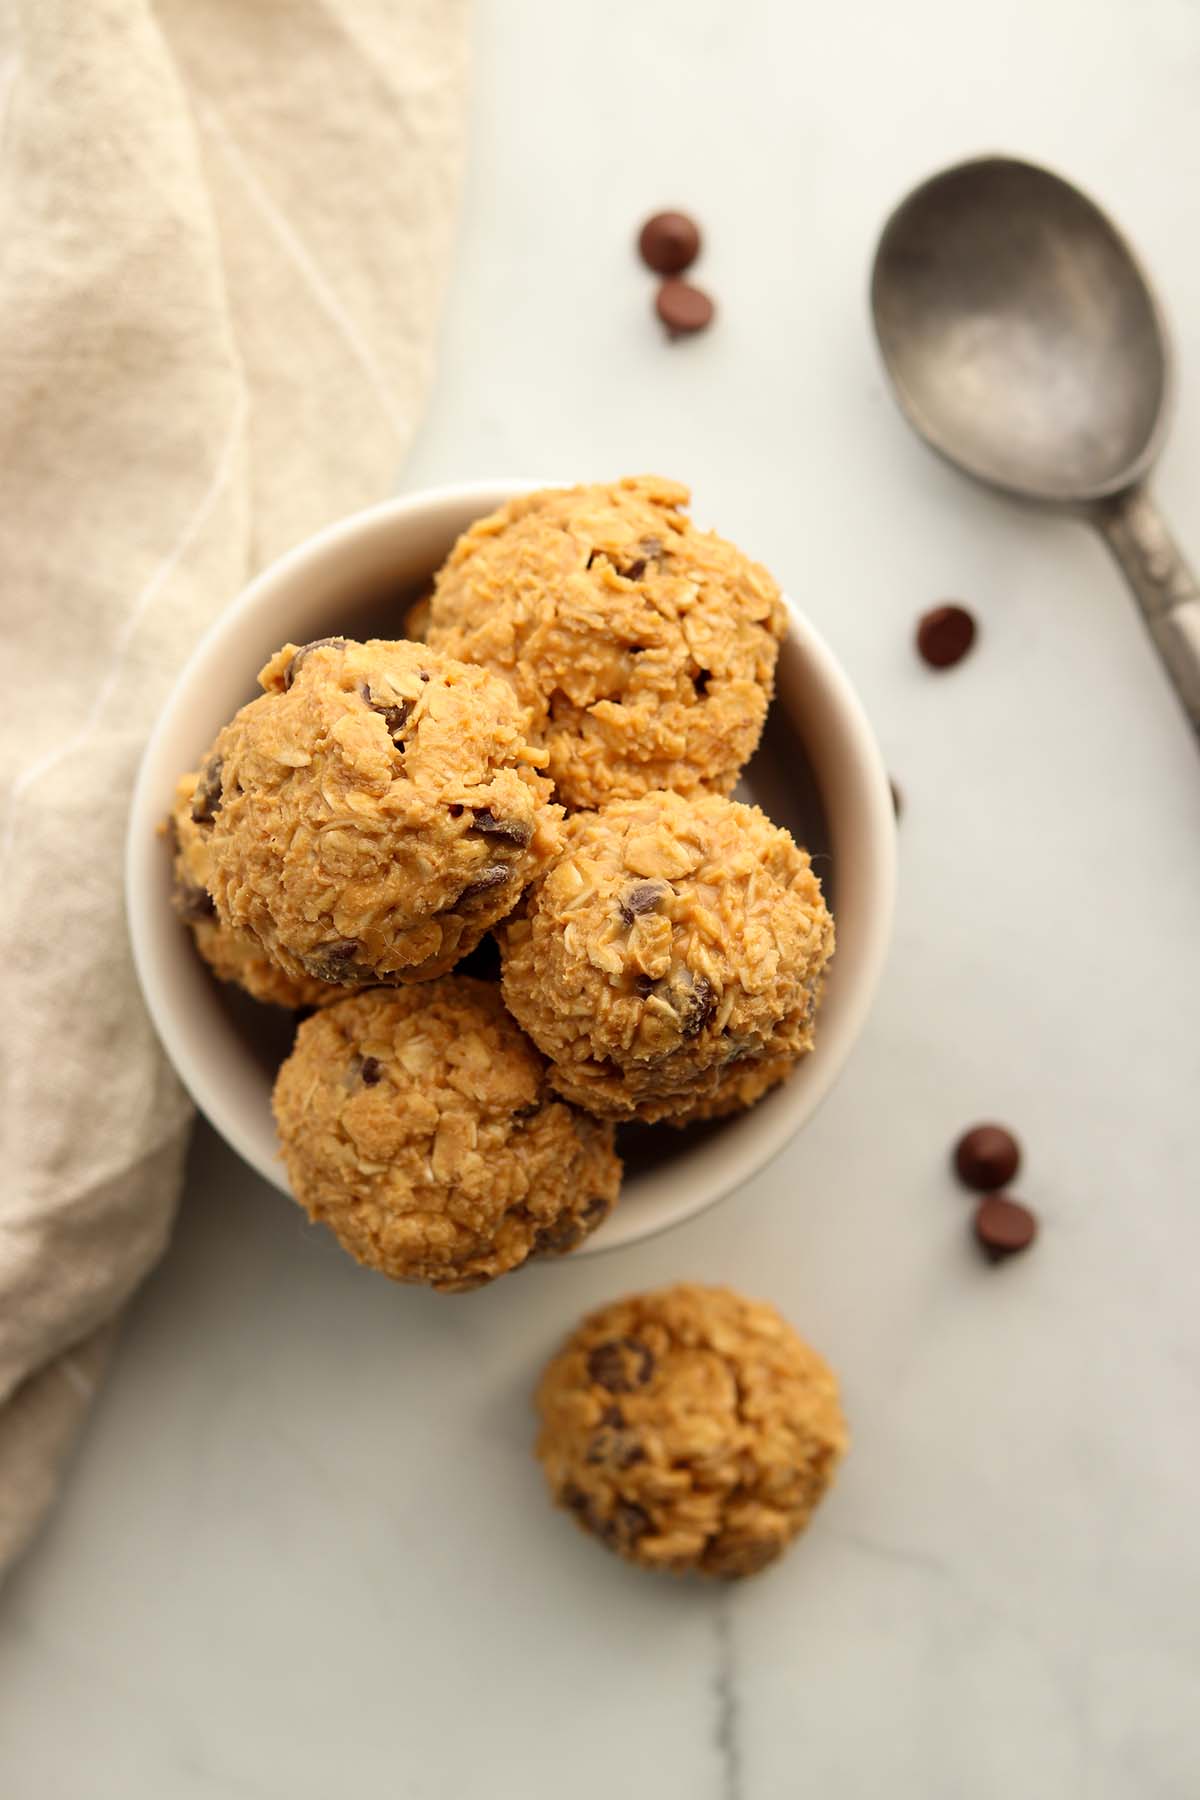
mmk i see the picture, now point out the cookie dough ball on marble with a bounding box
[498,790,833,1123]
[272,979,622,1292]
[536,1284,848,1578]
[426,477,787,810]
[199,638,560,987]
[169,772,349,1009]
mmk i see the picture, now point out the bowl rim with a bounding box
[125,478,896,1254]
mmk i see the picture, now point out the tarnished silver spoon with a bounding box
[871,155,1200,734]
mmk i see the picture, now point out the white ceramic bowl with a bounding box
[126,481,895,1254]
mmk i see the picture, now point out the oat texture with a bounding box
[200,638,560,986]
[272,979,621,1292]
[536,1284,848,1578]
[169,771,348,1009]
[425,476,787,809]
[498,790,833,1122]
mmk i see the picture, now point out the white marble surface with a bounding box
[4,1,1200,1794]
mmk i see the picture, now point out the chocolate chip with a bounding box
[954,1124,1021,1192]
[308,939,372,983]
[172,879,216,923]
[638,210,702,276]
[459,864,511,903]
[973,1195,1038,1261]
[633,974,656,998]
[363,686,412,744]
[360,1056,383,1087]
[532,1214,586,1256]
[619,881,666,924]
[692,669,712,697]
[283,637,348,689]
[586,1337,655,1394]
[190,758,224,825]
[561,1483,590,1516]
[581,1195,609,1228]
[655,279,715,337]
[605,1501,652,1546]
[470,808,532,847]
[621,557,648,582]
[916,604,976,669]
[512,1099,543,1122]
[679,972,716,1038]
[586,1426,646,1471]
[598,1404,625,1428]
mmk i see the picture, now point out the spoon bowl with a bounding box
[871,157,1169,502]
[871,154,1200,734]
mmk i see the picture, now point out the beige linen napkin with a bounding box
[0,0,471,1575]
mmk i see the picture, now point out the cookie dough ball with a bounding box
[426,477,786,809]
[169,772,347,1009]
[200,638,560,986]
[498,790,833,1122]
[272,979,621,1292]
[536,1284,847,1578]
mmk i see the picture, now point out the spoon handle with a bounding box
[1095,487,1200,735]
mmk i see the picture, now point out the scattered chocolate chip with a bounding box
[973,1195,1038,1261]
[561,1482,590,1515]
[470,808,532,847]
[655,279,715,338]
[283,637,348,689]
[954,1124,1021,1192]
[598,1403,624,1428]
[512,1099,543,1122]
[890,778,903,819]
[581,1195,609,1228]
[916,603,976,669]
[633,974,656,998]
[459,864,511,903]
[448,804,464,818]
[172,879,216,923]
[621,557,648,581]
[692,668,712,697]
[360,1056,383,1087]
[190,758,224,825]
[638,210,702,276]
[586,1425,646,1471]
[586,1337,655,1394]
[619,880,666,924]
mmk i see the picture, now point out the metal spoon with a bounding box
[871,154,1200,734]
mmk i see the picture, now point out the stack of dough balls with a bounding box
[167,477,834,1291]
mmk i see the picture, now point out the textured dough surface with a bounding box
[426,477,786,810]
[536,1284,847,1577]
[169,772,348,1009]
[201,638,559,985]
[272,979,621,1292]
[498,790,833,1122]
